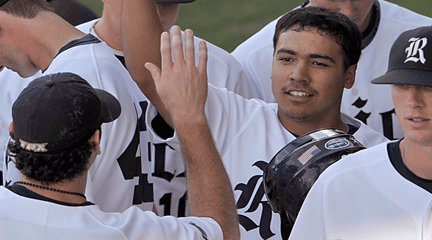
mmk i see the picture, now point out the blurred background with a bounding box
[78,0,432,52]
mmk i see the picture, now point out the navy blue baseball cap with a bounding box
[12,72,121,153]
[372,26,432,88]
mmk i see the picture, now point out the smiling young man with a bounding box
[71,0,259,217]
[123,6,388,239]
[289,25,432,240]
[232,0,432,140]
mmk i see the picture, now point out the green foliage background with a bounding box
[78,0,432,52]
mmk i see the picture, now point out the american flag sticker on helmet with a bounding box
[298,145,321,165]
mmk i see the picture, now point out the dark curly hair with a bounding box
[273,6,362,70]
[1,0,52,18]
[7,140,94,185]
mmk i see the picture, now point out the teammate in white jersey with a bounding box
[290,25,432,240]
[1,72,238,240]
[75,0,259,216]
[125,6,389,239]
[0,0,97,183]
[232,0,432,140]
[0,0,161,212]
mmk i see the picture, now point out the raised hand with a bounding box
[145,25,208,128]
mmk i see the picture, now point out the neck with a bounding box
[17,175,87,204]
[278,110,348,137]
[400,139,432,180]
[18,11,87,71]
[94,12,123,51]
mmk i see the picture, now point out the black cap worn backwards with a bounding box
[372,26,432,88]
[12,72,121,153]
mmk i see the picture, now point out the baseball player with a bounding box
[75,0,259,216]
[289,26,432,240]
[124,6,389,239]
[1,72,238,239]
[0,0,161,213]
[232,0,432,140]
[0,0,98,183]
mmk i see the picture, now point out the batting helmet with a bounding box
[263,128,365,235]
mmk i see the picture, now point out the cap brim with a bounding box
[371,68,432,88]
[156,0,196,3]
[94,89,121,123]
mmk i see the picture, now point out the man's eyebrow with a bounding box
[275,48,337,64]
[309,54,336,64]
[275,48,296,55]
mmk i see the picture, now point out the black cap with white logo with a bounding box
[372,26,432,88]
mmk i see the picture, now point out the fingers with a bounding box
[145,62,162,84]
[171,25,185,65]
[185,29,195,67]
[198,40,208,78]
[160,31,173,72]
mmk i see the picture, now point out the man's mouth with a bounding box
[288,91,310,97]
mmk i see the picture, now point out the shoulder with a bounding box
[342,113,389,147]
[316,141,390,185]
[379,0,432,26]
[231,17,280,62]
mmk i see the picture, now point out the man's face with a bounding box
[271,28,355,126]
[392,84,432,146]
[308,0,375,32]
[156,3,181,31]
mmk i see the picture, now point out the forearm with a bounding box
[121,0,173,126]
[176,116,240,240]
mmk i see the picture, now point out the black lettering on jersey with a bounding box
[380,109,396,140]
[352,97,397,140]
[152,143,176,181]
[4,151,13,186]
[235,160,275,239]
[178,191,187,217]
[151,141,186,217]
[117,101,153,205]
[159,191,187,217]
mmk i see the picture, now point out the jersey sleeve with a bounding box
[118,207,223,240]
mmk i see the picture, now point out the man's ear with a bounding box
[89,129,101,155]
[344,64,357,89]
[8,122,14,140]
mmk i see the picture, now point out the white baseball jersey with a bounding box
[76,20,260,217]
[0,69,35,174]
[0,185,222,240]
[289,141,432,240]
[147,85,389,239]
[77,19,260,99]
[3,34,155,213]
[231,0,432,140]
